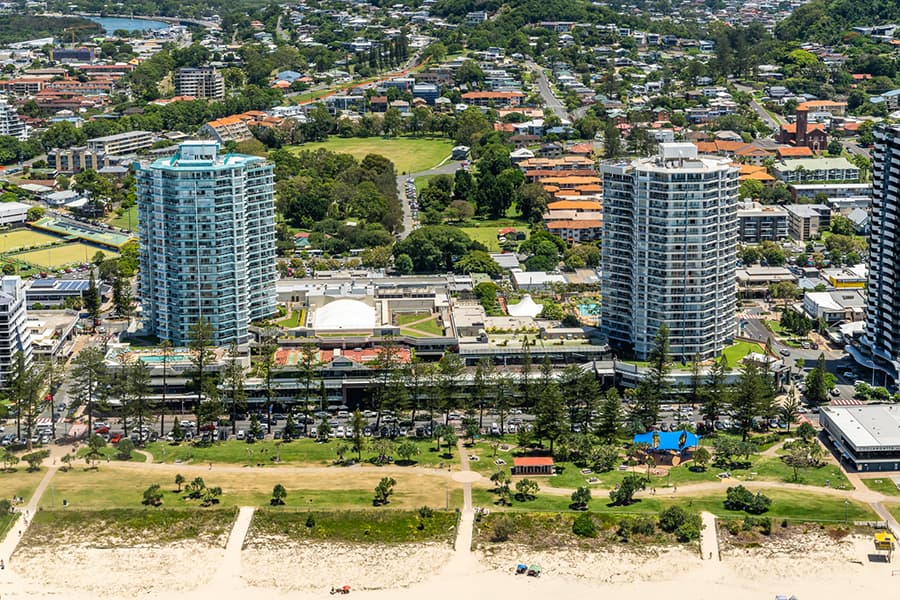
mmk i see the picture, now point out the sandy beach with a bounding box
[241,538,454,592]
[1,529,895,600]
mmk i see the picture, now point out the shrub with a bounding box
[572,512,597,538]
[305,513,316,528]
[418,506,434,519]
[490,516,516,542]
[658,506,690,533]
[632,516,657,536]
[676,520,701,542]
[725,485,771,514]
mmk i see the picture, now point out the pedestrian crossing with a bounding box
[36,417,64,425]
[830,398,863,406]
[736,312,765,320]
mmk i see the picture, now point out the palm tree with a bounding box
[158,340,172,435]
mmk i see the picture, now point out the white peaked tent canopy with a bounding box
[507,294,543,318]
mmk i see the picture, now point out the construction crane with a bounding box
[62,24,94,47]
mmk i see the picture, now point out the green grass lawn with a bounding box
[0,229,60,252]
[398,314,444,337]
[13,242,117,269]
[24,508,236,546]
[108,205,138,231]
[144,438,458,469]
[0,512,19,540]
[722,341,765,368]
[248,509,458,543]
[415,174,437,193]
[730,456,850,489]
[766,320,785,335]
[459,226,528,252]
[863,477,900,496]
[474,487,875,523]
[286,137,454,174]
[277,310,302,328]
[1,467,47,504]
[75,446,147,463]
[41,464,459,510]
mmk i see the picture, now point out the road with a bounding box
[733,83,783,132]
[842,140,871,160]
[396,159,462,239]
[527,61,569,121]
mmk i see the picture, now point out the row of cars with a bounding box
[0,423,54,447]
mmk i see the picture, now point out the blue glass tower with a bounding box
[135,141,276,346]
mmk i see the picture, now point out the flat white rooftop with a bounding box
[822,405,900,451]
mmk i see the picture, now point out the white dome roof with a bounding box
[507,294,543,318]
[313,299,376,330]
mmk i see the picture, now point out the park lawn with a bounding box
[108,205,138,231]
[74,446,147,463]
[722,341,765,368]
[249,509,458,544]
[24,508,236,546]
[144,438,458,470]
[41,465,461,510]
[548,462,718,491]
[466,438,521,476]
[13,243,117,269]
[862,477,900,496]
[0,466,46,504]
[0,229,59,252]
[287,136,454,174]
[474,487,875,523]
[459,226,528,252]
[145,439,341,466]
[730,456,851,489]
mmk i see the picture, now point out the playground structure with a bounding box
[632,430,701,467]
[874,531,895,562]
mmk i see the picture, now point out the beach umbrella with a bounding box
[343,585,351,592]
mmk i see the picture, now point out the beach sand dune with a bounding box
[1,531,896,600]
[242,538,454,592]
[11,542,224,597]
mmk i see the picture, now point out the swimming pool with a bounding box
[578,303,600,316]
[138,354,192,363]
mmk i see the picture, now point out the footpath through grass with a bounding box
[863,477,900,496]
[286,136,454,174]
[0,467,47,504]
[24,508,236,546]
[249,509,458,544]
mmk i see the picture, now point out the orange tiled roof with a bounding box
[546,220,603,229]
[548,200,602,210]
[777,146,814,157]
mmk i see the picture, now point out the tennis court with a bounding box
[12,242,118,269]
[0,229,61,252]
[32,217,135,249]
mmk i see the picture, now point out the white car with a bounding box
[336,426,345,438]
[236,430,245,440]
